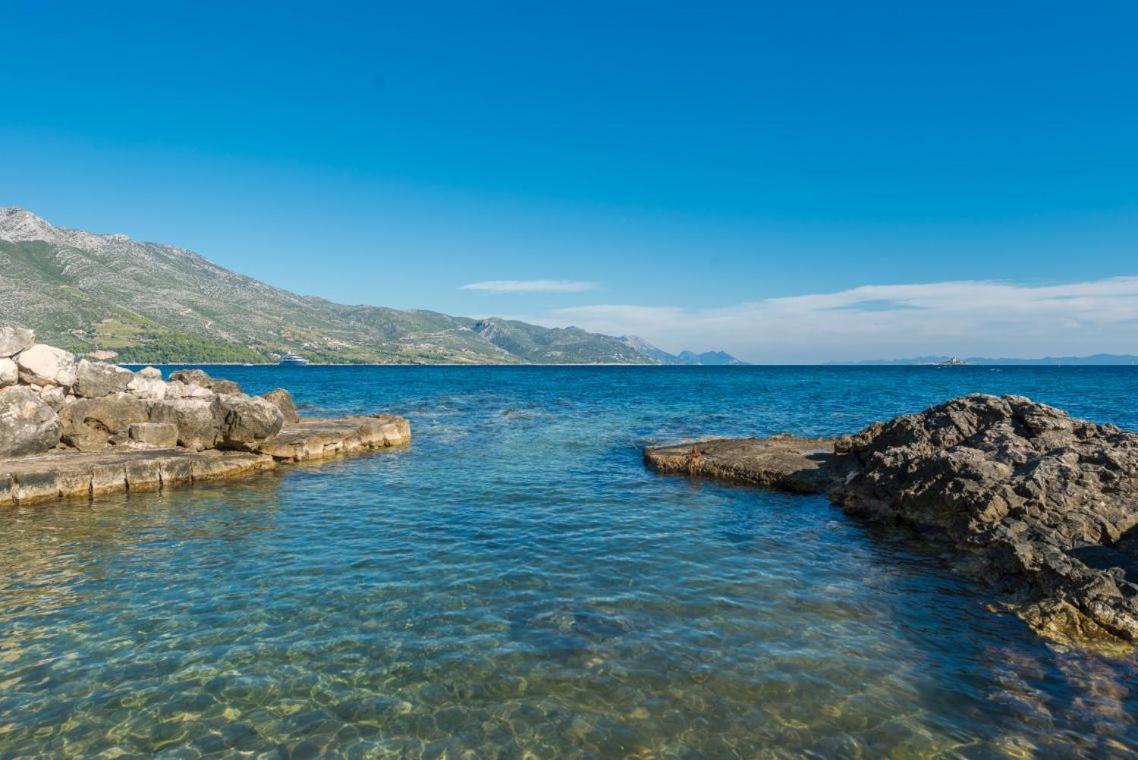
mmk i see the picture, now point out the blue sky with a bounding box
[3,1,1136,361]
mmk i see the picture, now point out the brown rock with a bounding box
[261,388,300,423]
[59,397,152,451]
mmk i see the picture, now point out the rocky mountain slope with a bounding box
[619,335,747,365]
[0,208,655,364]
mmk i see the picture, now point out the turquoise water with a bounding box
[3,366,1138,757]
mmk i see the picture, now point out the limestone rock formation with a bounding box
[261,388,300,424]
[169,369,242,396]
[0,386,62,457]
[149,397,224,451]
[127,367,167,400]
[75,359,135,399]
[16,344,77,387]
[0,326,34,358]
[128,422,179,448]
[0,358,18,387]
[59,397,152,451]
[217,394,284,447]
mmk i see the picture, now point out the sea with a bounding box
[2,365,1137,757]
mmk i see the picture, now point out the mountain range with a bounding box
[0,208,744,365]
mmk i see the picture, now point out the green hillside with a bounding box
[0,209,655,364]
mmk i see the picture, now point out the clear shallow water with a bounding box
[3,366,1138,758]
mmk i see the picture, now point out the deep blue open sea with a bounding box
[3,366,1138,758]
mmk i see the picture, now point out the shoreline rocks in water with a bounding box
[0,325,410,505]
[645,394,1138,649]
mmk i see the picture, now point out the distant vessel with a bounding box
[935,357,968,367]
[279,352,309,366]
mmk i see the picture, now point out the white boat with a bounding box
[935,357,968,366]
[279,352,309,366]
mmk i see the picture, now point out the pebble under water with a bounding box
[2,365,1138,757]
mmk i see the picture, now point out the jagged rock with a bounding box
[830,394,1138,644]
[169,369,242,396]
[165,380,215,399]
[74,359,135,398]
[261,388,300,424]
[128,422,179,448]
[0,386,62,457]
[149,397,223,451]
[0,326,35,358]
[127,368,168,400]
[645,394,1138,648]
[217,394,284,447]
[0,357,17,387]
[59,397,152,451]
[15,343,77,387]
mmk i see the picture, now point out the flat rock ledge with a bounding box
[645,394,1138,651]
[1,414,410,507]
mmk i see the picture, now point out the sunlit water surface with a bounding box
[3,366,1138,757]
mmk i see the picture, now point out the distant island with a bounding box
[834,354,1138,366]
[0,208,744,366]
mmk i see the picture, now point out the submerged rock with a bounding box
[0,386,62,457]
[646,394,1138,648]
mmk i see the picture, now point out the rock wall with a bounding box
[0,325,284,458]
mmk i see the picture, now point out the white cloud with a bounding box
[539,277,1138,363]
[461,279,596,294]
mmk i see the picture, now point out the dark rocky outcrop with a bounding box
[261,388,300,424]
[646,394,1138,648]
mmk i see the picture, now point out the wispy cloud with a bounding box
[538,277,1138,363]
[461,279,596,294]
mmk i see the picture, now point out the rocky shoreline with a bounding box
[0,325,409,505]
[646,394,1138,649]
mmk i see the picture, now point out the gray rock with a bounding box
[217,394,284,447]
[128,422,179,448]
[0,326,35,358]
[0,386,62,457]
[33,385,69,411]
[149,397,224,451]
[164,380,214,399]
[59,397,153,451]
[15,343,77,387]
[74,359,135,398]
[127,370,167,400]
[261,388,300,424]
[169,369,242,395]
[0,357,17,387]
